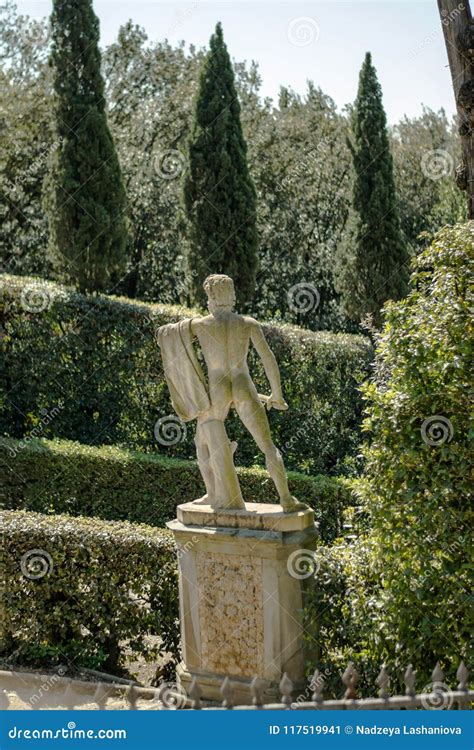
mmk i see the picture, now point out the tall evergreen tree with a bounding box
[45,0,128,293]
[183,22,258,308]
[340,52,409,325]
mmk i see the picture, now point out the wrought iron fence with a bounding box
[0,661,472,711]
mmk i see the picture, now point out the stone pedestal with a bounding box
[167,502,318,705]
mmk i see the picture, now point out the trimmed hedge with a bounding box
[1,510,179,671]
[0,437,354,544]
[0,274,372,476]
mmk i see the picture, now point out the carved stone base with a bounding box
[167,502,318,705]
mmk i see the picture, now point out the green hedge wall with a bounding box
[0,274,372,476]
[1,510,179,671]
[0,437,353,544]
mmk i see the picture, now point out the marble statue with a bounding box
[158,274,305,513]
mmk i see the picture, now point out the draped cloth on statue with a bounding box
[157,317,244,509]
[157,319,210,422]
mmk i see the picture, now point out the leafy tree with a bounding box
[251,83,353,330]
[0,1,52,277]
[339,53,409,326]
[183,22,258,308]
[391,107,464,249]
[1,5,466,328]
[44,0,128,293]
[102,24,204,302]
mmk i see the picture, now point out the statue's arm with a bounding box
[249,320,288,410]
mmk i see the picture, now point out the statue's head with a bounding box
[203,274,236,314]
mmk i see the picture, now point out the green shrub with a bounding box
[0,437,353,544]
[0,274,372,476]
[303,537,381,698]
[1,510,179,672]
[305,223,473,691]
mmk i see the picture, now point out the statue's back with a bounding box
[192,312,251,373]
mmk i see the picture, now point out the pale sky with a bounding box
[15,1,455,124]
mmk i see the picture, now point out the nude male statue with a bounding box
[158,274,305,513]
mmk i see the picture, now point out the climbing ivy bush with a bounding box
[305,223,473,692]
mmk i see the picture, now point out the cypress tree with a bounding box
[45,0,127,293]
[183,22,258,308]
[340,52,409,325]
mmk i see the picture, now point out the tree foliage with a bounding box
[339,53,409,326]
[307,223,473,690]
[0,1,52,277]
[183,23,258,308]
[251,84,352,330]
[357,221,473,675]
[44,0,128,292]
[391,107,465,245]
[102,24,204,301]
[0,5,465,326]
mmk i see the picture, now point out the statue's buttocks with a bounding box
[191,312,263,419]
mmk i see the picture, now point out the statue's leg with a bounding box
[234,399,297,510]
[200,419,245,510]
[194,421,215,504]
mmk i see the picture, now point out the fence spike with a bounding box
[220,676,233,709]
[93,682,109,710]
[250,677,264,707]
[432,662,444,685]
[404,664,416,696]
[342,661,358,700]
[376,665,390,700]
[457,661,468,692]
[0,690,10,710]
[279,673,293,707]
[310,669,324,702]
[126,683,138,710]
[189,677,202,709]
